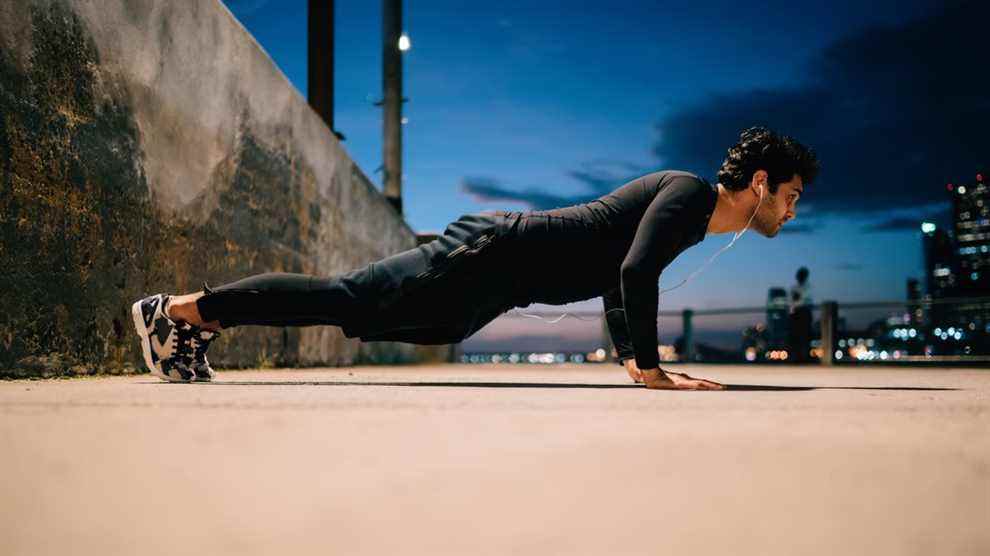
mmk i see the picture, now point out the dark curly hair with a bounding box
[716,126,820,194]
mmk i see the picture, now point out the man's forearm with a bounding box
[619,268,662,370]
[602,287,636,364]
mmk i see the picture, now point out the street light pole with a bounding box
[307,0,343,140]
[382,0,403,215]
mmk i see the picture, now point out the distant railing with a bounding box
[494,295,990,366]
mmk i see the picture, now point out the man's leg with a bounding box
[163,211,514,342]
[134,212,515,382]
[165,269,377,332]
[131,269,375,382]
[166,291,218,329]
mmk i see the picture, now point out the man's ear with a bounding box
[751,169,768,195]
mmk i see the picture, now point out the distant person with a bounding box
[788,266,814,363]
[132,126,818,390]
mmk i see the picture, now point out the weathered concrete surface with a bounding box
[1,364,987,555]
[0,0,445,376]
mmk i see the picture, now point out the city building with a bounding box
[906,278,924,329]
[952,173,989,295]
[922,223,957,298]
[919,172,989,356]
[949,173,990,355]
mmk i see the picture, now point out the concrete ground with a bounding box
[1,364,987,556]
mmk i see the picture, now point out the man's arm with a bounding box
[619,177,706,370]
[602,286,635,365]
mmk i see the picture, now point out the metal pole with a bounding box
[307,0,338,136]
[820,301,838,366]
[382,0,403,215]
[682,309,694,362]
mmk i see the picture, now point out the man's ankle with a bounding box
[164,295,183,322]
[167,295,199,324]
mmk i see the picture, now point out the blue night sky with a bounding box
[220,0,986,349]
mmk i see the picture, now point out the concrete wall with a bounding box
[0,0,449,376]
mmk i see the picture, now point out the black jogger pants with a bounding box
[195,211,523,345]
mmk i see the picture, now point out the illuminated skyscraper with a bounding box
[951,173,989,294]
[949,173,990,353]
[922,224,957,298]
[906,278,924,328]
[920,173,990,355]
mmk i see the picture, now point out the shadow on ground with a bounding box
[155,381,958,391]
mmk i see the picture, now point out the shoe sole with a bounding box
[131,299,191,383]
[193,367,215,382]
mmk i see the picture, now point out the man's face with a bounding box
[751,173,803,238]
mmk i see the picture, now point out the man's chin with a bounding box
[761,225,780,238]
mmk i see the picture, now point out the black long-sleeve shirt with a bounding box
[503,170,717,369]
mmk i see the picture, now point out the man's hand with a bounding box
[640,368,725,390]
[622,360,724,390]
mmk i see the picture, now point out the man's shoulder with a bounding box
[600,169,713,211]
[639,170,713,195]
[646,169,711,190]
[639,170,714,206]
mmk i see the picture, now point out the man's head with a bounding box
[717,126,820,238]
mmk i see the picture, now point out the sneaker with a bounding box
[130,293,195,382]
[186,325,221,382]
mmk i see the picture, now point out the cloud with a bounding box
[862,217,923,232]
[858,200,952,232]
[459,2,987,222]
[459,176,584,209]
[564,160,654,194]
[651,0,988,217]
[460,159,653,209]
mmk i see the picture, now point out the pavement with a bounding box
[1,364,988,555]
